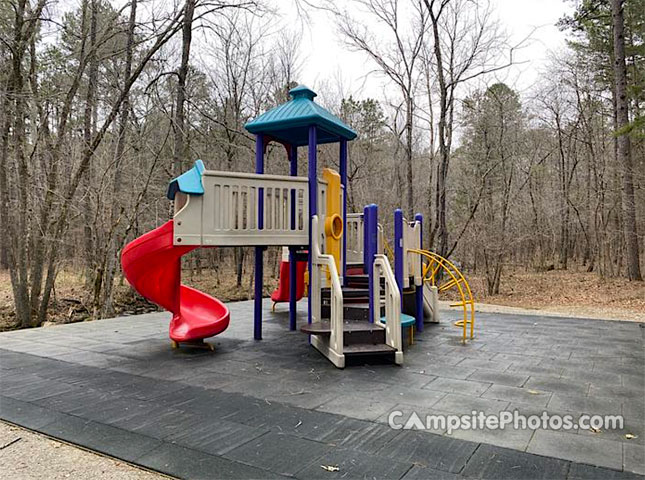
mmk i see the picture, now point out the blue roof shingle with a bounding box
[244,85,357,146]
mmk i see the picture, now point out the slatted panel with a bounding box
[346,213,364,264]
[173,171,309,246]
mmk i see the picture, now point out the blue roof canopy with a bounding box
[244,85,357,147]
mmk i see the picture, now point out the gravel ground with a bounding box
[0,421,167,480]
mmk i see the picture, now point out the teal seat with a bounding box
[381,313,416,345]
[380,313,416,327]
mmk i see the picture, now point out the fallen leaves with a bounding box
[320,465,340,472]
[468,269,645,321]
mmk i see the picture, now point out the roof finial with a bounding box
[289,85,317,101]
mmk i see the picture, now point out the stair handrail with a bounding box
[311,215,344,357]
[373,254,403,364]
[377,223,384,255]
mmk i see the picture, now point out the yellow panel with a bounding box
[322,168,343,273]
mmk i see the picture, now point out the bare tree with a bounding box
[95,0,139,318]
[328,0,427,215]
[458,83,524,294]
[202,10,273,285]
[82,0,99,282]
[1,0,188,327]
[422,0,517,257]
[0,0,50,327]
[173,0,196,177]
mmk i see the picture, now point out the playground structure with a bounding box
[121,85,474,367]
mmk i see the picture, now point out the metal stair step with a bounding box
[321,286,370,298]
[344,275,387,288]
[321,302,385,321]
[320,287,386,307]
[302,319,387,345]
[300,320,385,335]
[343,343,397,355]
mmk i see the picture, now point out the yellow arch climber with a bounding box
[408,249,475,343]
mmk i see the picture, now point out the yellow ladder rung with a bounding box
[454,320,473,326]
[406,248,476,342]
[422,260,436,276]
[439,277,463,292]
[449,300,474,307]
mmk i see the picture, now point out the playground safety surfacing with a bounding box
[1,301,643,479]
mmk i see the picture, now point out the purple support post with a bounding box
[415,213,424,333]
[364,204,378,323]
[339,140,348,286]
[307,126,317,324]
[394,208,404,297]
[289,145,298,331]
[254,135,264,340]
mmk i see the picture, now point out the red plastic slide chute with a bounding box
[270,259,307,309]
[121,220,230,345]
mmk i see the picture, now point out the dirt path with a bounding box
[0,422,167,480]
[467,270,645,323]
[456,301,645,322]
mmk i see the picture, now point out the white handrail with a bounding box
[311,215,344,360]
[373,254,403,364]
[318,179,328,219]
[377,224,385,255]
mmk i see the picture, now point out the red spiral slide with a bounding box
[121,220,230,345]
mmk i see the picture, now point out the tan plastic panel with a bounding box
[173,171,309,246]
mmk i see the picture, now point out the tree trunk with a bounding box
[405,96,415,215]
[428,8,450,258]
[82,0,98,284]
[99,0,138,318]
[554,111,569,270]
[424,67,435,250]
[1,0,31,328]
[235,247,245,287]
[172,0,195,176]
[611,0,642,281]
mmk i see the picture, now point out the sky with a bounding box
[44,0,575,109]
[282,0,576,101]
